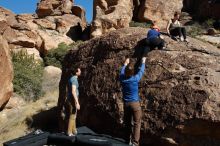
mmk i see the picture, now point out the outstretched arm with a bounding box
[120,58,130,80]
[134,57,146,81]
[166,20,171,36]
[72,85,80,110]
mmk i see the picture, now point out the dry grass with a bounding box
[0,90,58,146]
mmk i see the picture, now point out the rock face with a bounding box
[135,0,183,28]
[91,0,133,38]
[36,0,74,18]
[183,0,220,19]
[60,27,220,145]
[0,36,13,110]
[0,6,86,56]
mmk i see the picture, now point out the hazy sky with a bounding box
[0,0,93,22]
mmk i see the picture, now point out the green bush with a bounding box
[187,24,204,37]
[12,50,44,101]
[44,42,83,68]
[204,18,215,28]
[129,21,152,28]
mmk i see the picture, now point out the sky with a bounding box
[0,0,93,22]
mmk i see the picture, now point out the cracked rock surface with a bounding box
[60,27,220,146]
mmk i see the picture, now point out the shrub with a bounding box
[187,22,205,37]
[204,18,215,28]
[129,21,152,28]
[12,50,44,101]
[44,42,83,68]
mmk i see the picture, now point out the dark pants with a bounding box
[142,37,165,56]
[170,27,186,39]
[124,101,142,146]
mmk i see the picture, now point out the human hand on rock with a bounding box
[124,58,130,66]
[142,57,146,63]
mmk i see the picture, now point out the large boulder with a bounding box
[59,27,220,146]
[135,0,183,28]
[0,36,13,110]
[91,0,133,38]
[183,0,220,19]
[36,0,74,18]
[42,66,62,96]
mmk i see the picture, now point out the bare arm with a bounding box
[72,85,80,110]
[166,20,171,35]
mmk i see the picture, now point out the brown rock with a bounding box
[62,0,73,14]
[136,0,183,28]
[0,7,17,28]
[16,14,36,22]
[0,7,15,16]
[37,29,72,54]
[16,14,39,30]
[42,66,62,94]
[207,28,216,36]
[0,20,8,34]
[184,0,220,19]
[36,0,73,18]
[25,31,43,49]
[60,27,220,145]
[72,5,86,27]
[0,3,85,53]
[55,14,83,33]
[11,23,31,31]
[2,27,17,42]
[5,95,25,109]
[33,18,56,30]
[0,36,13,110]
[10,36,35,48]
[36,0,54,18]
[91,0,133,37]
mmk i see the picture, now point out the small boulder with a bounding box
[207,28,216,36]
[42,66,62,95]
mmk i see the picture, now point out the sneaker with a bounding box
[180,36,184,42]
[73,129,77,135]
[67,133,75,137]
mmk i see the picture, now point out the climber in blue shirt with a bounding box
[143,22,165,56]
[119,57,146,146]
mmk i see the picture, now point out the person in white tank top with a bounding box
[166,12,188,42]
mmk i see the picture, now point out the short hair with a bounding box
[70,67,80,75]
[174,11,180,17]
[125,65,134,78]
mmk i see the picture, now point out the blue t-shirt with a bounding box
[147,29,160,41]
[68,76,79,99]
[119,64,145,102]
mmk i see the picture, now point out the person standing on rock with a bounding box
[119,57,146,146]
[166,12,188,42]
[66,67,81,136]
